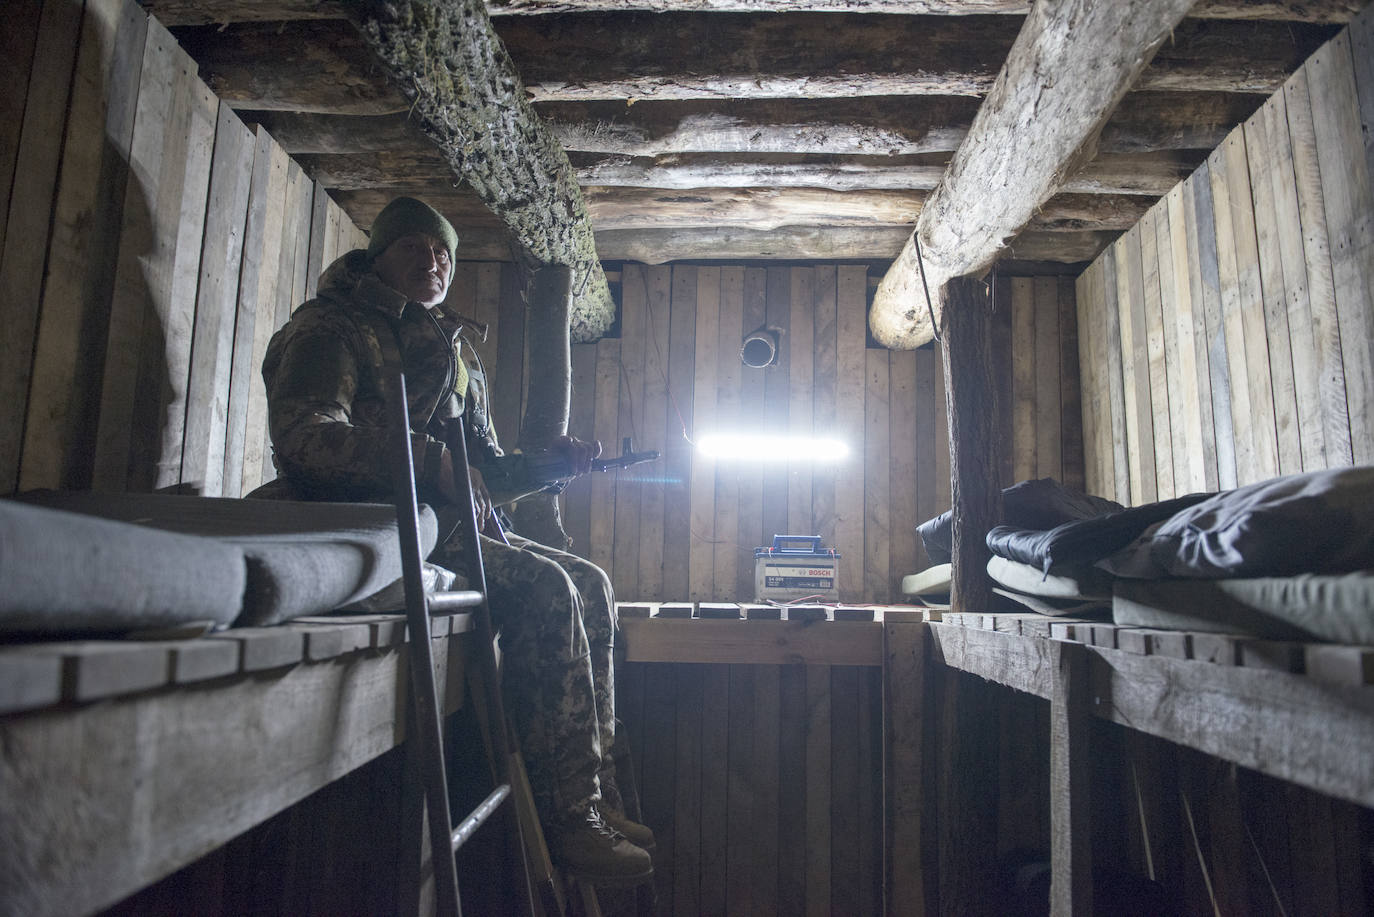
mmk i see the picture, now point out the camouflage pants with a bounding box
[432,531,618,821]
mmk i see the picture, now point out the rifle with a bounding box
[478,437,660,504]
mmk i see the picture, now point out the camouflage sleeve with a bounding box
[266,319,446,497]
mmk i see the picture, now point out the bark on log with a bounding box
[500,14,1331,102]
[355,0,615,341]
[510,265,574,549]
[141,0,1364,26]
[871,0,1198,349]
[940,276,1003,615]
[572,152,1194,196]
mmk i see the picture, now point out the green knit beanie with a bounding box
[366,197,459,263]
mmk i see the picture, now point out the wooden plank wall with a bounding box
[1076,9,1374,505]
[1,0,368,500]
[621,660,884,917]
[465,264,1081,605]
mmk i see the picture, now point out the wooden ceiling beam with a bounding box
[487,0,1363,22]
[570,152,1197,196]
[542,92,1263,157]
[139,0,1365,26]
[171,17,1332,109]
[241,92,1258,158]
[354,0,614,340]
[500,14,1334,102]
[871,0,1199,349]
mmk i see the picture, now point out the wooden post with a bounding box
[939,277,1002,615]
[1049,639,1092,915]
[883,619,928,916]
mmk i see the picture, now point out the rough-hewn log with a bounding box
[871,0,1199,349]
[510,265,574,549]
[332,187,1121,264]
[139,0,1365,26]
[545,97,980,156]
[172,21,411,114]
[940,276,1002,615]
[355,1,615,341]
[571,151,1196,196]
[169,16,1332,108]
[581,186,1150,232]
[543,92,1260,157]
[500,14,1333,102]
[232,111,429,154]
[245,92,1247,164]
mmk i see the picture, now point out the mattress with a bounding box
[1112,572,1374,643]
[8,491,439,629]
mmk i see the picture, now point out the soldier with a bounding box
[255,196,653,885]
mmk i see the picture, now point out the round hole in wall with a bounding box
[741,329,779,368]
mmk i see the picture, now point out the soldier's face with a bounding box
[373,232,452,306]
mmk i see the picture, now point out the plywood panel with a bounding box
[1011,276,1037,483]
[236,131,289,494]
[589,338,621,576]
[1076,262,1109,497]
[1225,128,1282,482]
[1034,275,1063,482]
[713,266,745,601]
[638,265,673,598]
[1115,226,1157,504]
[1138,211,1174,498]
[181,103,254,496]
[835,266,868,601]
[663,267,696,599]
[689,267,720,601]
[735,268,768,600]
[1190,164,1239,490]
[889,350,919,591]
[864,349,891,603]
[1245,100,1302,476]
[612,262,648,598]
[788,267,815,535]
[19,0,147,492]
[564,342,597,558]
[129,57,215,491]
[1165,184,1217,493]
[1058,275,1085,492]
[1308,31,1374,466]
[1099,250,1132,503]
[1264,82,1326,472]
[0,0,82,493]
[0,0,43,260]
[761,267,791,549]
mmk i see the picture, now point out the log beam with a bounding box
[354,1,614,341]
[140,0,1365,26]
[871,0,1197,349]
[939,276,1002,615]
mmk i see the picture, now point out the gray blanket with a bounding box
[3,491,438,633]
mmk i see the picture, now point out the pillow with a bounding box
[1101,467,1374,579]
[986,555,1113,601]
[918,478,1124,565]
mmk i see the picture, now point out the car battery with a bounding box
[753,535,841,603]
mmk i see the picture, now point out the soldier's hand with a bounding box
[552,434,602,475]
[438,450,493,526]
[467,466,494,528]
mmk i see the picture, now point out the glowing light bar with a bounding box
[696,433,850,462]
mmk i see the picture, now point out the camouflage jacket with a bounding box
[260,250,496,504]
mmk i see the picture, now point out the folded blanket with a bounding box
[918,477,1124,566]
[0,499,246,635]
[1101,467,1374,579]
[11,491,438,627]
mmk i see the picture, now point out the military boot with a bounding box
[600,806,655,850]
[547,806,653,886]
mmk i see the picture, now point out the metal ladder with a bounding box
[384,368,559,917]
